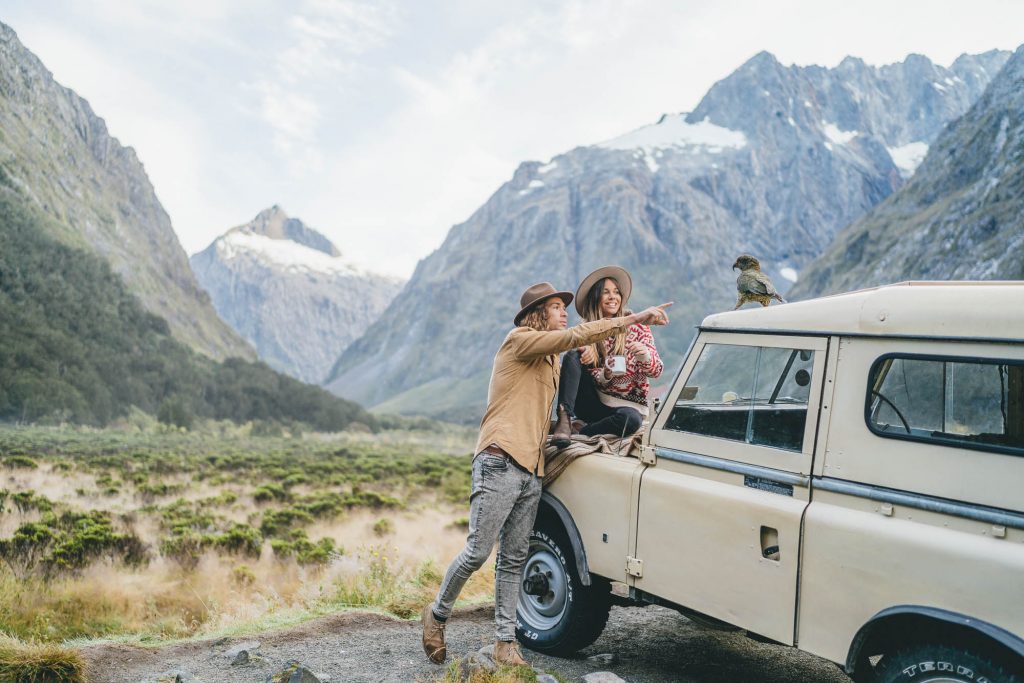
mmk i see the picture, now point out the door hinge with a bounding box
[625,556,643,577]
[639,446,657,465]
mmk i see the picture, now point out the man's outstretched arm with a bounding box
[511,303,673,361]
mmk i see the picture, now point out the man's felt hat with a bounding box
[514,282,573,326]
[574,265,632,316]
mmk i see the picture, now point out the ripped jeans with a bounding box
[431,452,542,641]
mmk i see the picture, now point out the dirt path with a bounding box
[83,604,853,683]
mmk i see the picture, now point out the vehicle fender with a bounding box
[539,491,591,586]
[846,605,1024,675]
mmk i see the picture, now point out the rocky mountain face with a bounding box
[791,46,1024,297]
[324,49,1008,422]
[0,22,252,360]
[191,207,404,384]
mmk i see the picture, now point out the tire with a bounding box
[515,516,612,655]
[871,643,1020,683]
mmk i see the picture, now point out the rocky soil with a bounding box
[83,604,852,683]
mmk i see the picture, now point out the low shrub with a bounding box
[3,455,38,469]
[160,532,209,569]
[253,483,289,503]
[269,530,339,566]
[232,564,256,586]
[10,491,53,514]
[213,523,262,558]
[0,510,147,579]
[260,508,314,537]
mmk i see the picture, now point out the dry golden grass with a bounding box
[0,511,494,642]
[420,658,563,683]
[0,424,488,646]
[0,633,87,683]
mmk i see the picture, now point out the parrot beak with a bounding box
[731,261,740,270]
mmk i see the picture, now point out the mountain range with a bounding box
[191,206,404,384]
[324,48,1010,422]
[792,45,1024,296]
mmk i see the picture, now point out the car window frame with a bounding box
[651,331,829,474]
[864,351,1024,458]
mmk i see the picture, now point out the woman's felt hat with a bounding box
[574,265,632,316]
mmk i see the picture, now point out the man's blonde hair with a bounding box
[519,302,550,332]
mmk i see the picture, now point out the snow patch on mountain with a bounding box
[887,141,929,177]
[218,231,363,276]
[599,114,747,154]
[823,122,858,145]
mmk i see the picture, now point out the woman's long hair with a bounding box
[581,277,628,367]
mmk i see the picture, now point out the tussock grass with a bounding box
[0,633,87,683]
[422,659,563,683]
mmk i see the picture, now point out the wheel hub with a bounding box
[518,544,569,630]
[522,571,550,596]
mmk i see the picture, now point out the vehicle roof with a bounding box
[700,281,1024,341]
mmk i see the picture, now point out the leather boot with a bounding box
[421,604,446,664]
[551,404,572,448]
[494,640,529,666]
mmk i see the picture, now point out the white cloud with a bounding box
[245,0,399,159]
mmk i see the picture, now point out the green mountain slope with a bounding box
[792,45,1024,297]
[0,22,252,360]
[0,191,376,430]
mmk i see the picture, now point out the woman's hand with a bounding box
[579,346,598,366]
[627,340,650,365]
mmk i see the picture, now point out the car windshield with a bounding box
[666,343,815,452]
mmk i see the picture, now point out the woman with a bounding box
[554,266,664,443]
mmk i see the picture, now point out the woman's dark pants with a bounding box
[558,351,642,438]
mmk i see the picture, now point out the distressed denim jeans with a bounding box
[432,452,542,641]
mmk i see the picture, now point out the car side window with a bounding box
[665,343,815,452]
[867,355,1024,455]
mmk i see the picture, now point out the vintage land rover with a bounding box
[516,282,1024,683]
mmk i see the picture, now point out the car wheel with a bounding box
[871,643,1020,683]
[515,519,611,655]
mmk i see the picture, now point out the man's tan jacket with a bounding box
[474,317,630,476]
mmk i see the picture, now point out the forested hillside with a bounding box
[0,193,377,430]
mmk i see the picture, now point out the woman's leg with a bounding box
[579,406,643,438]
[557,350,583,417]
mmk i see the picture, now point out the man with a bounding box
[422,281,672,666]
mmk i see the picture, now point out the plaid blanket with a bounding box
[541,432,643,485]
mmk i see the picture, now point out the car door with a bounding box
[633,331,828,644]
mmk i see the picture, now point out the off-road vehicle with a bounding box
[517,282,1024,682]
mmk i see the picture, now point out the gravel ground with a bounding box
[83,604,854,683]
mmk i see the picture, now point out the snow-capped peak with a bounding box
[217,230,364,277]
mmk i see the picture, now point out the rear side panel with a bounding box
[799,337,1024,663]
[799,488,1024,663]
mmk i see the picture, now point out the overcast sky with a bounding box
[3,1,1023,277]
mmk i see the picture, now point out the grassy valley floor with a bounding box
[0,421,498,679]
